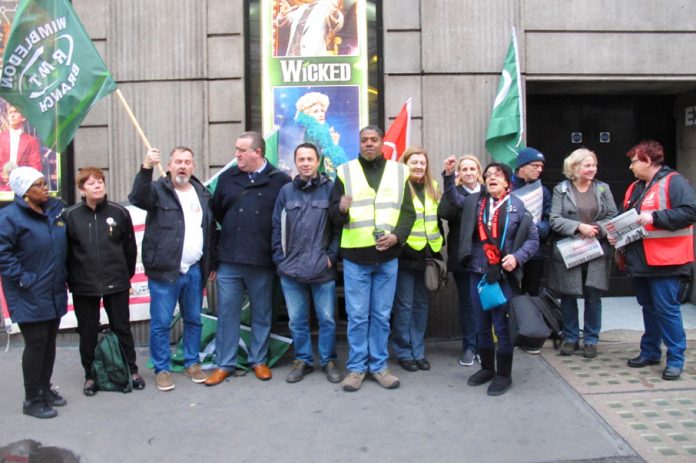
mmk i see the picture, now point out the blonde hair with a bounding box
[455,154,484,187]
[295,92,330,114]
[402,146,441,201]
[563,148,597,180]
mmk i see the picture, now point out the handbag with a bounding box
[424,257,448,292]
[476,197,509,310]
[477,276,507,311]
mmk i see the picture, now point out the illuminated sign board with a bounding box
[261,0,369,177]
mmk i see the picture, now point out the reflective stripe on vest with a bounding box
[624,172,694,266]
[406,183,443,252]
[337,159,409,248]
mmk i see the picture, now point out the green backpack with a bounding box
[91,331,132,393]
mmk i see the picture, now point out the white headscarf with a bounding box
[9,166,43,197]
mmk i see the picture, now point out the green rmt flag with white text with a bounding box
[485,29,525,167]
[0,0,117,153]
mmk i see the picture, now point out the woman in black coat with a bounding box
[62,167,145,396]
[438,154,483,367]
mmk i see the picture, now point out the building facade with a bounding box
[71,0,696,336]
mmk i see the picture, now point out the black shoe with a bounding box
[487,375,512,396]
[415,358,431,371]
[286,360,313,383]
[583,344,598,359]
[131,374,146,390]
[467,368,495,386]
[662,366,682,381]
[44,388,67,407]
[560,342,579,356]
[627,355,660,368]
[23,399,57,419]
[83,379,98,397]
[398,359,418,372]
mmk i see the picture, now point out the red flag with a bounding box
[382,98,412,161]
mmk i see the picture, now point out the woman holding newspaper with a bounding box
[549,149,617,359]
[612,140,696,381]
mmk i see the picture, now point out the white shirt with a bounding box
[9,128,22,163]
[175,187,204,273]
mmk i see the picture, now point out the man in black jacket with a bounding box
[129,147,213,391]
[205,131,291,386]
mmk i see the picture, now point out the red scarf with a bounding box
[477,192,508,265]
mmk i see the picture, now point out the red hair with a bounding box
[626,140,664,165]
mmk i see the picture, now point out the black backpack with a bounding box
[91,331,133,393]
[509,289,563,349]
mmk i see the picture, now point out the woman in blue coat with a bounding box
[0,167,68,419]
[454,162,539,396]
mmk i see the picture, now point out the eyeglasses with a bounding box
[484,171,506,179]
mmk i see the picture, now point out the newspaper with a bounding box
[511,180,543,224]
[605,209,646,249]
[556,236,604,269]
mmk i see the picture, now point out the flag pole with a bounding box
[114,89,165,176]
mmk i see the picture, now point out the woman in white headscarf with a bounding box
[0,167,68,419]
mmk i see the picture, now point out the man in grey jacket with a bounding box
[271,143,342,383]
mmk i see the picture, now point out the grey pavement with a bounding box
[1,298,694,463]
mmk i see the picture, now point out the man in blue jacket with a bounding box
[129,147,214,391]
[511,147,551,355]
[272,143,341,384]
[206,131,291,385]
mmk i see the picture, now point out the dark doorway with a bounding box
[527,94,677,296]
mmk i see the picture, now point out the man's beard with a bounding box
[174,174,190,186]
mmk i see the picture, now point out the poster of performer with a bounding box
[274,85,359,177]
[0,1,61,202]
[262,0,368,177]
[273,0,360,57]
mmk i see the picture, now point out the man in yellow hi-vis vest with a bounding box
[329,125,415,392]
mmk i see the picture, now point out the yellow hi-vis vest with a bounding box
[337,159,409,248]
[406,182,443,252]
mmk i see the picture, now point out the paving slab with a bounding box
[0,342,636,463]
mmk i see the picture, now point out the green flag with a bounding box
[0,0,117,153]
[264,128,279,167]
[485,29,525,167]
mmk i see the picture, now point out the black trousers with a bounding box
[73,290,138,379]
[18,318,60,401]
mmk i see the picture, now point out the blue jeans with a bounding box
[633,276,686,368]
[454,271,477,353]
[560,286,603,345]
[280,276,337,366]
[343,258,398,373]
[215,262,275,370]
[148,263,203,373]
[391,268,429,360]
[469,272,516,354]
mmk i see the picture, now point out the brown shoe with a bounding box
[204,368,231,387]
[253,363,272,381]
[185,364,208,383]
